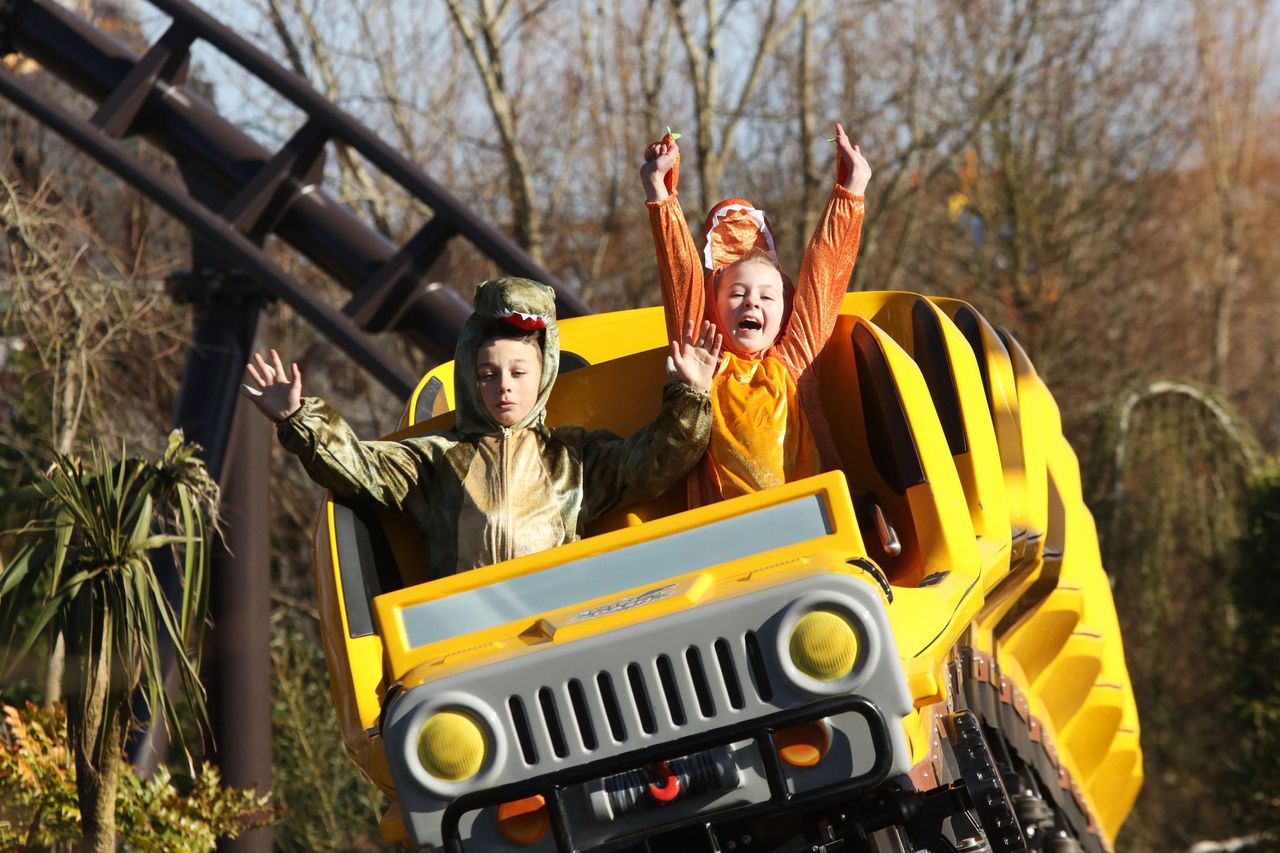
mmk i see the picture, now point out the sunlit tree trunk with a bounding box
[668,0,807,212]
[66,602,129,853]
[43,632,65,706]
[443,0,545,263]
[1190,0,1265,389]
[795,4,819,261]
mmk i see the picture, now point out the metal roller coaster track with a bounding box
[0,3,591,848]
[0,0,588,390]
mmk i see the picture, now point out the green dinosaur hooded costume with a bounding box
[277,277,712,576]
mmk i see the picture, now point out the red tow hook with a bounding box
[646,760,681,803]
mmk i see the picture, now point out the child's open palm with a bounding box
[669,320,723,391]
[241,349,303,422]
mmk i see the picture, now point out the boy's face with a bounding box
[716,260,784,356]
[476,337,542,427]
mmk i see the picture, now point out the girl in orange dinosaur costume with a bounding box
[640,124,871,506]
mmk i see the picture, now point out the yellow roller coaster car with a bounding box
[311,295,1140,852]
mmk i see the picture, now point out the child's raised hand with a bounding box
[640,136,680,202]
[669,320,723,391]
[644,139,679,171]
[833,123,872,195]
[241,349,303,422]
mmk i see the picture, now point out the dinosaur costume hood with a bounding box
[453,277,561,436]
[701,198,795,359]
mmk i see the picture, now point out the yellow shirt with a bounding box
[707,353,820,500]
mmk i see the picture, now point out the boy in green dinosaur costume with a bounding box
[241,277,720,576]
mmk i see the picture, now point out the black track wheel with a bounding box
[941,711,1027,853]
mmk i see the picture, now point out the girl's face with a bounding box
[716,260,784,356]
[476,337,542,427]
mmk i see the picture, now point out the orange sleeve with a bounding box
[775,183,865,370]
[646,192,706,344]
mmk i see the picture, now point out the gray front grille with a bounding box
[504,631,773,769]
[381,572,916,851]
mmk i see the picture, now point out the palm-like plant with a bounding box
[0,431,218,853]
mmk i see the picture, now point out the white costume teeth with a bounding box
[494,307,551,330]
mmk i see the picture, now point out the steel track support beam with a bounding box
[121,256,273,853]
[0,0,590,354]
[90,20,193,137]
[206,386,273,853]
[0,63,417,395]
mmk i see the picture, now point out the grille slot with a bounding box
[567,678,597,751]
[715,638,746,710]
[744,631,774,702]
[686,646,715,718]
[538,687,569,758]
[597,671,627,743]
[509,695,538,765]
[627,663,658,734]
[656,655,686,726]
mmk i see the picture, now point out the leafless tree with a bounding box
[441,0,546,262]
[1,173,189,704]
[667,0,811,212]
[1188,0,1270,388]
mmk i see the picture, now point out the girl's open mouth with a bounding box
[738,318,762,331]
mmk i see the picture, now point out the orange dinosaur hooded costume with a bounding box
[646,156,865,506]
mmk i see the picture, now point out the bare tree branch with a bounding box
[443,0,545,262]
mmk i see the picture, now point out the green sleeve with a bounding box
[581,380,711,522]
[275,397,425,511]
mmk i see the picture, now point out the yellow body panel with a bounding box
[974,338,1056,643]
[842,292,1011,564]
[312,294,1141,848]
[401,307,671,430]
[372,471,869,687]
[312,503,395,792]
[1003,586,1085,685]
[932,298,1035,551]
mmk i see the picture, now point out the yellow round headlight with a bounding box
[417,710,486,781]
[789,610,859,681]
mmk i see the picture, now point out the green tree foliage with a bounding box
[0,433,224,851]
[1093,383,1259,850]
[0,700,271,851]
[269,626,395,851]
[1231,465,1280,833]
